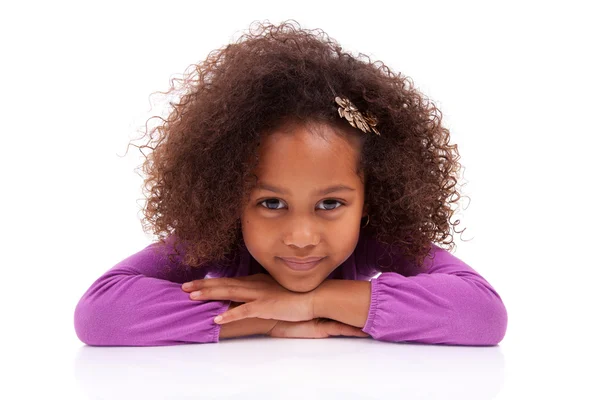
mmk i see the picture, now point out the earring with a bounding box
[361,214,370,228]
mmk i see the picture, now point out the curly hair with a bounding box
[125,19,469,275]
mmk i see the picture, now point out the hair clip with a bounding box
[334,96,381,136]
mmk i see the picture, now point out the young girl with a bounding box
[74,20,507,347]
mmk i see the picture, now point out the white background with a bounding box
[1,0,598,398]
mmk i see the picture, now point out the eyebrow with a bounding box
[256,183,356,196]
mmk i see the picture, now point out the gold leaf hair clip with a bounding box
[335,96,381,136]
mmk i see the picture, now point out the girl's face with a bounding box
[240,121,367,293]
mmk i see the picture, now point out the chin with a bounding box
[276,277,322,294]
[284,285,316,294]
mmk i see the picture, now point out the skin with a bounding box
[240,120,368,293]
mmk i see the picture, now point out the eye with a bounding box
[258,198,345,211]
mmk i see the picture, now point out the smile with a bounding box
[278,257,325,271]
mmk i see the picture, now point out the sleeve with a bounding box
[361,242,508,346]
[73,238,232,346]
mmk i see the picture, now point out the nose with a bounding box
[282,217,320,248]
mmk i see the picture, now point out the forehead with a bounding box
[253,122,364,190]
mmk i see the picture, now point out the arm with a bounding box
[315,243,508,346]
[218,302,277,339]
[313,280,371,328]
[74,237,240,346]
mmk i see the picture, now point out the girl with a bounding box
[74,20,507,346]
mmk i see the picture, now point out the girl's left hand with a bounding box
[181,273,316,325]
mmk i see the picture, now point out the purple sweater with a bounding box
[74,233,507,346]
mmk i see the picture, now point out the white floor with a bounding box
[4,320,596,399]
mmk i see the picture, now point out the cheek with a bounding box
[241,212,268,238]
[241,216,273,259]
[333,225,361,261]
[335,220,361,241]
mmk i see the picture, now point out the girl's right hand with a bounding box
[266,318,371,339]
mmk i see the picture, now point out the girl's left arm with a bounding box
[315,244,508,346]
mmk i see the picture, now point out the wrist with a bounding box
[312,279,330,319]
[309,279,372,328]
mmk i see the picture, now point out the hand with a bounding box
[266,318,371,339]
[181,273,316,325]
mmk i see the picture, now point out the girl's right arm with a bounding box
[74,238,270,346]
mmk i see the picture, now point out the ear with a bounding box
[361,203,368,218]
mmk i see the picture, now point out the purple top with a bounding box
[74,233,507,346]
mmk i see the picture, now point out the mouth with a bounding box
[278,257,325,272]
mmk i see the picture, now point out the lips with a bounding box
[278,257,325,271]
[279,257,325,263]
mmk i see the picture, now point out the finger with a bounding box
[214,303,256,324]
[182,277,240,292]
[189,286,258,303]
[327,321,368,337]
[343,325,370,337]
[353,329,371,337]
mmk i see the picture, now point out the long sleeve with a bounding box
[73,238,232,346]
[361,242,508,346]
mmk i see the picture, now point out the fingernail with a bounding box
[182,283,193,290]
[191,291,202,298]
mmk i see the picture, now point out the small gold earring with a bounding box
[361,214,370,228]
